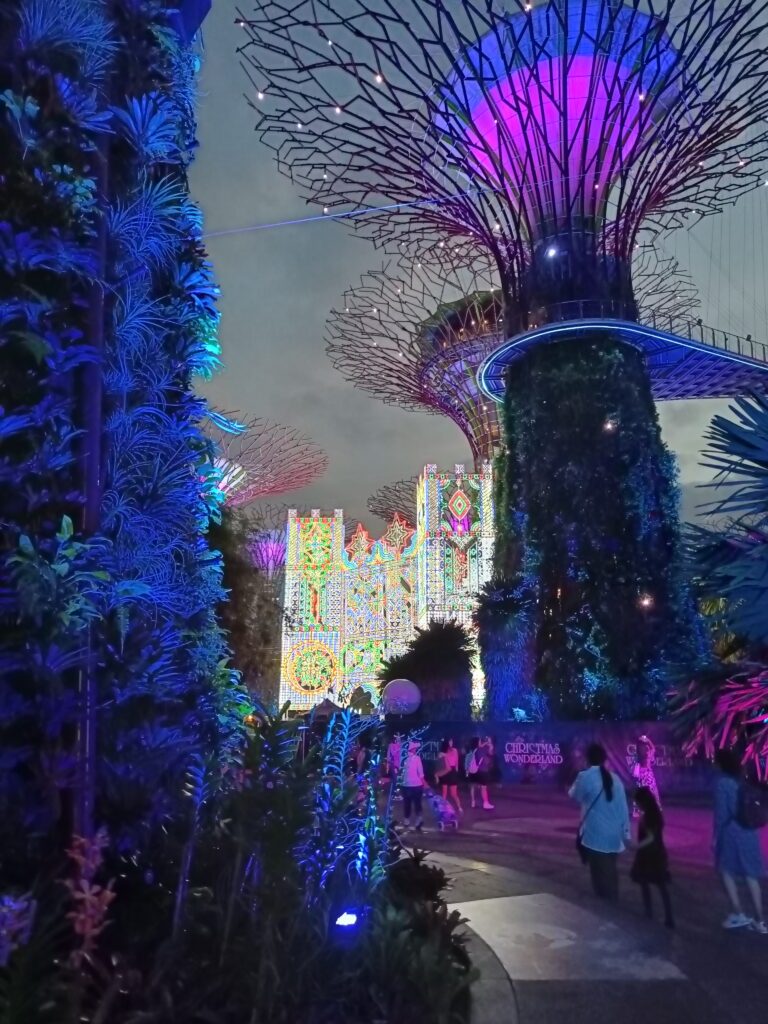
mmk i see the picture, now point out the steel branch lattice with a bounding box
[240,0,768,329]
[328,241,702,448]
[367,477,419,527]
[327,252,503,465]
[206,413,328,506]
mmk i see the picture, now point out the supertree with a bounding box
[248,503,291,592]
[241,0,768,718]
[206,413,328,506]
[327,255,502,467]
[329,243,705,472]
[368,478,419,528]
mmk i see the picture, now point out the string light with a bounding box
[257,91,265,100]
[603,418,617,432]
[638,593,654,609]
[375,73,384,84]
[335,106,342,114]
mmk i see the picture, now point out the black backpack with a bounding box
[736,781,768,830]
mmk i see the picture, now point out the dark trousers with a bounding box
[640,882,674,927]
[587,850,619,902]
[402,786,423,822]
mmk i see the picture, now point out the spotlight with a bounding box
[546,246,558,258]
[336,911,358,927]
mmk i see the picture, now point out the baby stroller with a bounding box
[426,788,459,831]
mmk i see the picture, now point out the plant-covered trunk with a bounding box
[0,0,246,886]
[499,335,700,719]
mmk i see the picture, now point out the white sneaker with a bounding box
[723,913,751,929]
[482,802,495,810]
[750,919,768,935]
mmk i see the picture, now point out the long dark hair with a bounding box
[587,742,614,802]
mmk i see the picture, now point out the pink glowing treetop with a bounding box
[205,414,328,507]
[240,0,768,331]
[248,504,291,581]
[367,478,419,529]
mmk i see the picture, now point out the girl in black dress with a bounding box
[631,786,674,928]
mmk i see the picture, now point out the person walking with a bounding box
[713,748,767,933]
[401,739,426,831]
[631,734,661,814]
[436,738,463,814]
[569,742,630,902]
[630,785,674,928]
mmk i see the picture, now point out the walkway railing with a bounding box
[541,300,768,364]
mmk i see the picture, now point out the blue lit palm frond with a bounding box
[17,0,117,81]
[701,394,768,525]
[695,395,768,646]
[0,223,97,278]
[108,178,186,272]
[112,92,180,164]
[52,75,113,136]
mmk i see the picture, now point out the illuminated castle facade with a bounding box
[279,463,494,708]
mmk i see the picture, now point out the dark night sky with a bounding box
[190,3,768,532]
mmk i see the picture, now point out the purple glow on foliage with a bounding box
[250,529,287,578]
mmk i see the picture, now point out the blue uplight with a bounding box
[335,911,358,927]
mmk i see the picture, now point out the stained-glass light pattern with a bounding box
[416,463,495,630]
[206,411,328,506]
[279,466,494,708]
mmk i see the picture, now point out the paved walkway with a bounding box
[405,787,768,1023]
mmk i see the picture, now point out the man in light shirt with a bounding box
[401,739,426,831]
[569,742,631,902]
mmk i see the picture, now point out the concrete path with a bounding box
[408,788,768,1023]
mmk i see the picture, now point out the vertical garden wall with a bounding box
[0,0,244,880]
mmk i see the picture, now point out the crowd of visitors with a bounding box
[350,722,767,934]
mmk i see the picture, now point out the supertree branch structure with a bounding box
[206,414,328,506]
[327,255,503,466]
[329,242,717,450]
[248,503,291,583]
[240,0,768,330]
[368,478,419,528]
[244,0,768,717]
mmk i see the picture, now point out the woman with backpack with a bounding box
[465,736,494,810]
[713,748,767,933]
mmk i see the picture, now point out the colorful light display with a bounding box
[206,412,328,506]
[280,464,494,708]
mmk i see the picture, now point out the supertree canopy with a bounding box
[328,256,503,467]
[248,503,290,587]
[242,0,768,717]
[368,478,419,528]
[241,0,768,326]
[206,413,328,506]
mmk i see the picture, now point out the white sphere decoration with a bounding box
[381,678,421,715]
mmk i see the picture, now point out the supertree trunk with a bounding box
[501,333,696,718]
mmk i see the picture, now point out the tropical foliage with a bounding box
[0,5,475,1022]
[379,620,474,721]
[209,506,284,709]
[672,394,768,773]
[0,0,243,911]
